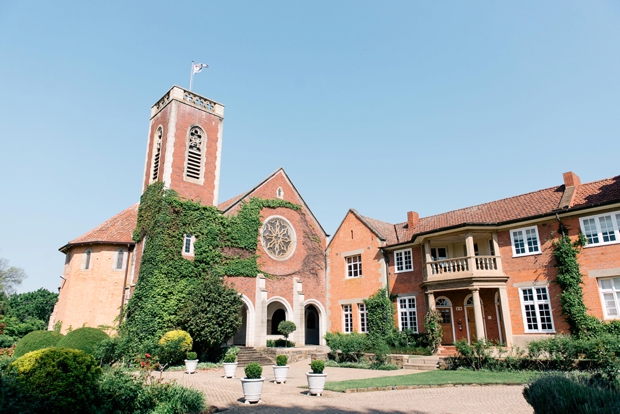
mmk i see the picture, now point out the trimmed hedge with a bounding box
[13,330,63,358]
[56,327,110,355]
[8,348,102,414]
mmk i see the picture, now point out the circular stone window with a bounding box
[261,216,296,260]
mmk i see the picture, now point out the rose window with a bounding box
[261,217,296,259]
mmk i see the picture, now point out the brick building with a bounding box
[51,86,328,347]
[326,172,620,348]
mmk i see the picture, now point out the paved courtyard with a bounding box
[162,358,533,413]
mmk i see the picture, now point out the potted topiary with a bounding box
[277,321,296,347]
[306,359,327,396]
[185,351,198,374]
[241,362,264,404]
[222,346,240,378]
[272,354,289,384]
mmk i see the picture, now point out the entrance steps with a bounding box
[403,356,441,371]
[236,346,274,367]
[437,345,457,357]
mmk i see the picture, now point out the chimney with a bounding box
[558,171,581,209]
[407,211,419,228]
[563,171,581,188]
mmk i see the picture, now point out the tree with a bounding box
[7,288,58,323]
[0,257,26,295]
[277,320,296,340]
[177,276,242,354]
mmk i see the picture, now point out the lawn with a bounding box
[324,370,539,392]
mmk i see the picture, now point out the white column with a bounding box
[424,239,432,279]
[465,232,476,272]
[293,278,304,346]
[427,291,436,311]
[471,288,485,341]
[498,286,513,345]
[491,232,503,272]
[253,274,268,348]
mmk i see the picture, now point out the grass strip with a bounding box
[324,370,539,392]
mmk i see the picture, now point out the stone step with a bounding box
[403,362,438,371]
[235,346,274,367]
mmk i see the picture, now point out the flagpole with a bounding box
[189,61,194,91]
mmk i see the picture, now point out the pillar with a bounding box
[427,291,436,311]
[471,288,485,341]
[465,232,476,272]
[498,286,513,345]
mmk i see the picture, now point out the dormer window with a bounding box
[185,126,205,181]
[151,127,163,182]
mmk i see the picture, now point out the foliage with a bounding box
[157,330,192,365]
[225,346,240,357]
[423,309,443,354]
[223,354,237,363]
[523,373,620,414]
[0,258,26,295]
[93,336,120,365]
[6,288,58,325]
[325,360,399,370]
[364,288,395,339]
[7,348,102,414]
[244,362,262,379]
[266,339,295,347]
[451,339,495,370]
[13,330,63,358]
[277,320,296,340]
[310,359,325,374]
[56,327,110,355]
[186,351,197,360]
[0,334,16,348]
[276,354,288,366]
[325,332,367,363]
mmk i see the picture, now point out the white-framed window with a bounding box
[510,226,541,257]
[598,277,620,318]
[394,249,413,272]
[183,234,195,256]
[342,304,353,333]
[115,249,125,270]
[519,286,555,333]
[346,255,362,278]
[430,247,447,261]
[397,296,418,332]
[358,303,368,333]
[580,211,620,247]
[83,249,92,271]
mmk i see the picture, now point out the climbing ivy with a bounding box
[119,182,301,353]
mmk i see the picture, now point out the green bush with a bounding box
[149,382,206,414]
[7,348,102,414]
[523,373,620,413]
[310,359,325,374]
[325,332,367,362]
[365,288,395,339]
[424,310,443,354]
[277,321,296,340]
[0,334,16,348]
[266,339,295,347]
[225,346,240,357]
[276,355,288,366]
[13,330,63,358]
[56,327,110,355]
[186,351,197,360]
[244,362,262,379]
[223,354,237,363]
[93,336,120,365]
[158,330,193,366]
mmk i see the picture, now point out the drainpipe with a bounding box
[119,244,134,327]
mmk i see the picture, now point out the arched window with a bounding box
[116,249,125,270]
[151,127,163,181]
[185,126,205,180]
[277,187,283,199]
[84,249,92,270]
[436,297,451,307]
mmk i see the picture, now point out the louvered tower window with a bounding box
[185,126,204,180]
[151,127,163,181]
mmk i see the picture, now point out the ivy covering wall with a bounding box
[120,182,300,352]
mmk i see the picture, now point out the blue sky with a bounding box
[1,1,619,293]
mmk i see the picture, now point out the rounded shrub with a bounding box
[13,330,63,358]
[186,351,198,361]
[56,327,110,355]
[277,321,297,340]
[244,362,263,379]
[223,353,237,363]
[276,354,288,366]
[7,347,102,414]
[310,359,325,374]
[158,330,193,365]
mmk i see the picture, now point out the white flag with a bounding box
[193,63,209,74]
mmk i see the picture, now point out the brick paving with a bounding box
[162,359,533,413]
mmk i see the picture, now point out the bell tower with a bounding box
[142,86,225,206]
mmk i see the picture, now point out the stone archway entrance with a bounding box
[267,301,287,335]
[304,304,320,345]
[233,303,248,345]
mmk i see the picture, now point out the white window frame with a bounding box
[358,303,368,333]
[394,248,413,273]
[183,234,195,256]
[397,296,418,333]
[345,254,362,278]
[430,247,448,261]
[598,277,620,319]
[519,286,555,333]
[580,210,620,247]
[510,226,542,257]
[342,304,353,333]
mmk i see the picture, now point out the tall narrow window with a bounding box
[116,249,124,270]
[358,303,368,333]
[342,305,352,333]
[183,234,194,255]
[151,127,163,181]
[398,297,418,332]
[185,126,204,180]
[598,277,620,318]
[84,249,92,270]
[519,286,554,332]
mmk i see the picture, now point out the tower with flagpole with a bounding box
[189,61,209,91]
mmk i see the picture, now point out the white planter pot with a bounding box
[223,362,238,378]
[306,372,327,396]
[272,365,289,384]
[184,359,198,374]
[241,377,264,403]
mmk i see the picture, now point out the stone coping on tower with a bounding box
[150,85,225,119]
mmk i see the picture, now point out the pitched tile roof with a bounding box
[61,204,139,250]
[359,175,620,246]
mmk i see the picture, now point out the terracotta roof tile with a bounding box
[67,204,138,246]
